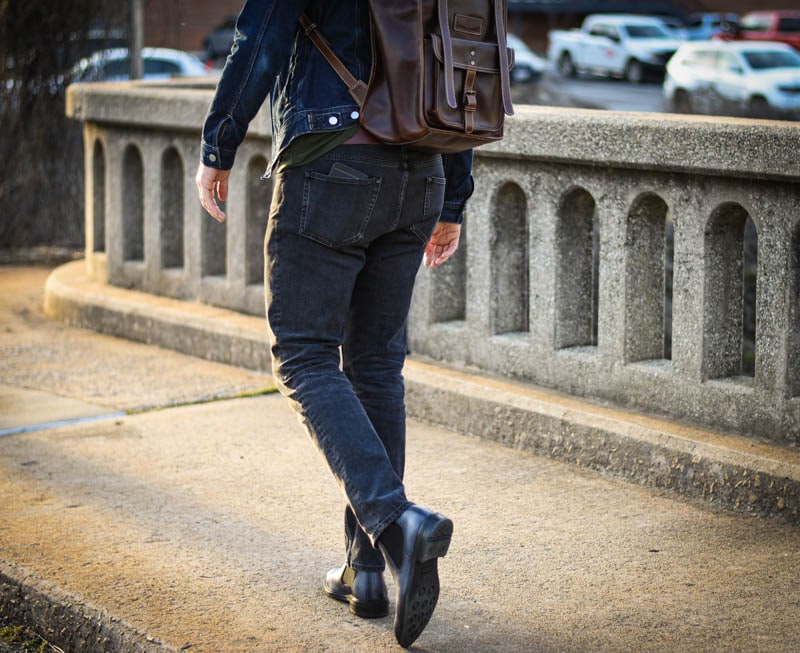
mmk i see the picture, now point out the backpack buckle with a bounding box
[464,89,477,112]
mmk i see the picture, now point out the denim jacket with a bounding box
[200,0,473,223]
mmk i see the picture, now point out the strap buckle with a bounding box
[463,90,477,112]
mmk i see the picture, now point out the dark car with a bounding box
[203,16,237,61]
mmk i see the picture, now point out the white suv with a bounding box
[664,40,800,119]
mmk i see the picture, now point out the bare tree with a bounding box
[0,0,127,250]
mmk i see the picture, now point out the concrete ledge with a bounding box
[44,260,271,372]
[45,260,800,526]
[404,363,800,526]
[66,80,272,138]
[486,105,800,181]
[0,560,173,653]
[67,80,800,180]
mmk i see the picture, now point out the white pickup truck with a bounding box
[547,14,685,83]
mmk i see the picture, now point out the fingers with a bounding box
[202,186,226,224]
[195,163,229,223]
[424,241,455,268]
[217,176,229,203]
[423,222,461,268]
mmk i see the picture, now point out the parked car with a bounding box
[656,15,689,41]
[71,47,210,82]
[506,34,548,83]
[203,16,237,61]
[664,40,800,119]
[683,13,739,41]
[716,11,800,52]
[548,14,685,83]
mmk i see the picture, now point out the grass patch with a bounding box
[0,624,63,652]
[125,386,278,416]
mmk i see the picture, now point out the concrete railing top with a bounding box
[491,104,800,181]
[67,80,800,180]
[67,79,271,139]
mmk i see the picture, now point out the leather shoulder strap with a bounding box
[299,14,368,105]
[494,0,514,116]
[438,0,458,110]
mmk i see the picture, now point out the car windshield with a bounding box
[742,50,800,70]
[624,24,670,39]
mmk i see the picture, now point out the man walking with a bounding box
[196,1,473,646]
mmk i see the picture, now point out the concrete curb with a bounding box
[403,364,800,525]
[44,261,271,372]
[0,560,174,653]
[44,261,800,527]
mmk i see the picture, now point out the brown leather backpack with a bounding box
[300,0,514,153]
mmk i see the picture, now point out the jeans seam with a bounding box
[391,166,408,232]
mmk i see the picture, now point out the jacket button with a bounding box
[351,111,360,120]
[328,116,339,125]
[209,154,217,162]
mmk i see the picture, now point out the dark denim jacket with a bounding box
[201,0,474,223]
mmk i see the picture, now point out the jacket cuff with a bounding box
[440,201,464,224]
[201,141,237,170]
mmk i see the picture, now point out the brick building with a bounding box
[143,0,243,53]
[141,0,794,55]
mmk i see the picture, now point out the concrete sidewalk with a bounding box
[2,264,800,652]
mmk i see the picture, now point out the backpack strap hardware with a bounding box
[463,69,478,134]
[298,14,368,105]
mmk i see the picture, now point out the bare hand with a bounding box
[424,221,461,268]
[196,163,231,223]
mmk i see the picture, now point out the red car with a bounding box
[717,11,800,51]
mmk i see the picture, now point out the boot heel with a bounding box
[386,506,454,648]
[417,515,453,562]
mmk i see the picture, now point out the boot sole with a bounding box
[395,514,453,648]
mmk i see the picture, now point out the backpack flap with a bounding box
[425,33,514,134]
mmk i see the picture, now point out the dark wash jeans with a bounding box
[265,144,446,570]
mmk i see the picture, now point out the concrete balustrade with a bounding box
[70,81,273,316]
[66,81,800,445]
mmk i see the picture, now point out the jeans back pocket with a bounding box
[300,171,382,248]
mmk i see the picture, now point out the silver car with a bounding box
[71,47,210,82]
[506,34,549,84]
[664,40,800,119]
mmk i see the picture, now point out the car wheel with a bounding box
[625,59,644,84]
[558,52,576,78]
[749,96,772,119]
[511,65,533,85]
[673,90,692,114]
